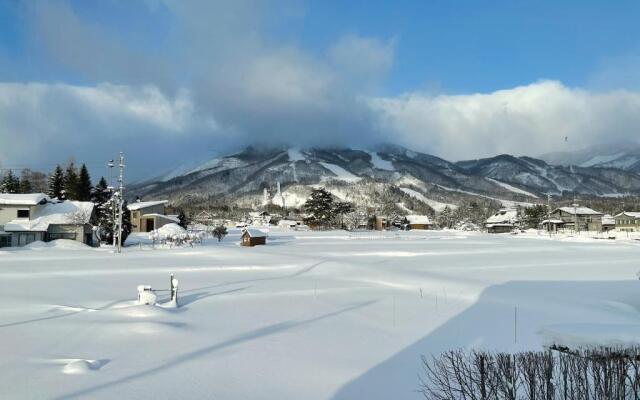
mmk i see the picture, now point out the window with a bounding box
[0,235,11,248]
[47,232,77,241]
[17,209,29,219]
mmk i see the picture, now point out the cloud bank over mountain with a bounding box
[1,1,639,178]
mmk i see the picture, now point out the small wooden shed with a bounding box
[241,228,267,247]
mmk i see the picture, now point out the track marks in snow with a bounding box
[51,300,377,400]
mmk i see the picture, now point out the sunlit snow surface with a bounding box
[1,230,640,399]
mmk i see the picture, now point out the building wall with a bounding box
[550,211,603,231]
[409,223,431,230]
[241,234,266,246]
[9,231,45,247]
[131,210,142,232]
[615,216,640,232]
[130,204,166,232]
[0,204,39,226]
[48,224,86,243]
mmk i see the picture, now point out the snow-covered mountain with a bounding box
[129,144,640,212]
[539,141,640,173]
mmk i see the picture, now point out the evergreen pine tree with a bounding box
[48,165,65,199]
[76,164,92,201]
[0,170,20,193]
[333,201,354,229]
[120,201,133,244]
[18,175,33,193]
[177,210,189,228]
[98,193,132,245]
[63,162,79,200]
[91,177,112,241]
[303,187,335,227]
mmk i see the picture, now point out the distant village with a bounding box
[1,161,639,249]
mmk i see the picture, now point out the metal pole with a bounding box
[117,152,125,254]
[170,273,174,301]
[573,200,578,235]
[547,193,552,237]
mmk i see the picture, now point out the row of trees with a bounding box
[421,347,640,400]
[0,163,94,203]
[0,169,47,194]
[47,163,93,201]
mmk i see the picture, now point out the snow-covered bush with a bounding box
[148,223,204,247]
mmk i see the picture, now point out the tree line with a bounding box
[1,162,93,202]
[420,346,640,400]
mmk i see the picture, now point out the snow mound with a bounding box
[62,359,107,374]
[155,223,186,237]
[24,240,89,250]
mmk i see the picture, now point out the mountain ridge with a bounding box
[129,144,640,213]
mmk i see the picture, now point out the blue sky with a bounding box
[3,0,639,93]
[1,0,639,178]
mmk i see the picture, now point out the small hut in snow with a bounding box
[405,215,432,230]
[241,228,267,247]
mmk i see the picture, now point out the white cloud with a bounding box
[0,82,216,178]
[9,1,640,178]
[328,34,395,89]
[370,80,640,160]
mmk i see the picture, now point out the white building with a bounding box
[0,193,95,247]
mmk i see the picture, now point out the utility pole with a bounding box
[573,198,579,235]
[117,152,125,254]
[107,160,116,247]
[547,193,552,237]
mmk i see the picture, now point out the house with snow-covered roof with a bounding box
[241,228,267,247]
[128,199,178,232]
[405,215,432,230]
[485,209,519,233]
[614,211,640,232]
[549,206,603,232]
[0,193,95,247]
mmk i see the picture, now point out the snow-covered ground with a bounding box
[319,162,361,182]
[2,230,640,399]
[399,187,458,212]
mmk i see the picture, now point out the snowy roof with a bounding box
[4,201,94,232]
[242,228,267,238]
[485,223,514,228]
[615,211,640,219]
[486,209,519,224]
[278,219,298,226]
[406,215,431,225]
[541,219,565,224]
[127,200,168,211]
[0,193,48,206]
[602,214,616,225]
[554,207,603,216]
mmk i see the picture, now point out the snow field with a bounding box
[1,229,640,399]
